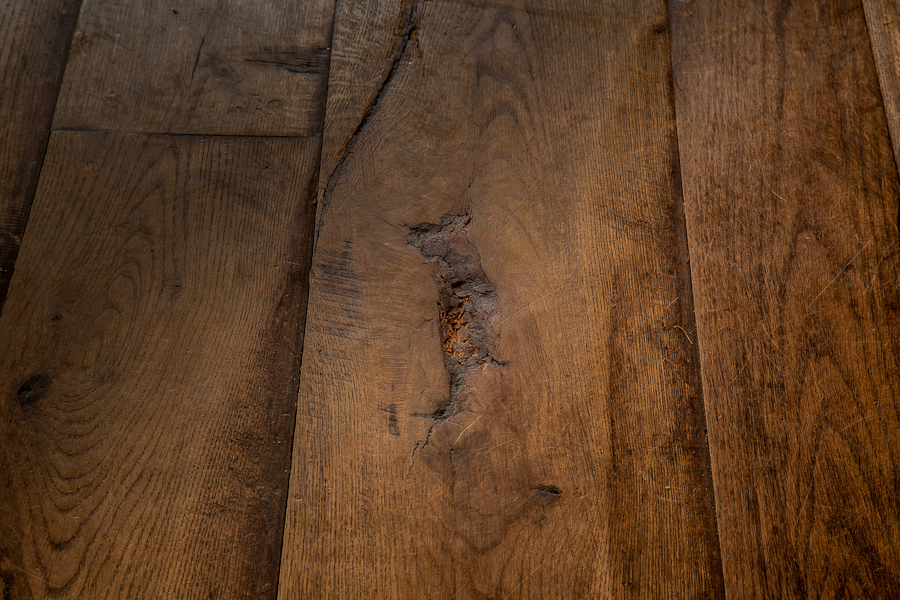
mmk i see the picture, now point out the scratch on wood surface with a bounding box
[189,34,206,83]
[5,563,49,585]
[502,547,564,598]
[243,48,329,75]
[839,413,875,433]
[806,237,873,310]
[1,520,24,545]
[470,438,514,453]
[760,323,787,359]
[189,0,223,84]
[453,413,482,443]
[793,488,812,531]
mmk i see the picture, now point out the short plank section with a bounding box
[0,132,318,598]
[669,0,900,597]
[0,0,81,314]
[53,0,333,136]
[864,0,900,177]
[280,1,723,598]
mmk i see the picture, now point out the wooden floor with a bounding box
[1,0,899,598]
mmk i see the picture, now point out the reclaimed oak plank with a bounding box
[0,0,82,315]
[669,0,900,597]
[0,132,318,598]
[53,0,334,135]
[279,1,724,598]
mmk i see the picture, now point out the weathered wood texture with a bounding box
[53,0,334,135]
[314,0,403,229]
[0,133,318,598]
[0,0,81,315]
[864,0,900,177]
[669,0,900,597]
[279,1,723,598]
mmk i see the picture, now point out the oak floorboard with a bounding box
[0,132,318,599]
[279,1,723,598]
[52,0,334,135]
[314,0,404,232]
[864,0,900,180]
[0,0,82,315]
[669,0,900,597]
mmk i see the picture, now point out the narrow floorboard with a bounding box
[278,1,723,598]
[0,0,82,314]
[315,0,404,222]
[669,0,900,596]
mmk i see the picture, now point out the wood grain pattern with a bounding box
[0,132,318,598]
[669,0,900,597]
[864,0,900,179]
[279,1,723,598]
[314,0,404,231]
[0,0,82,315]
[52,0,334,135]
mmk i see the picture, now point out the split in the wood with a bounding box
[406,207,505,462]
[15,372,52,412]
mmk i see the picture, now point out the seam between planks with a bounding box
[662,4,728,597]
[272,0,341,597]
[0,0,86,321]
[50,128,324,139]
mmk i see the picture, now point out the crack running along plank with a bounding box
[314,0,405,223]
[52,0,333,135]
[0,133,317,598]
[279,1,723,598]
[669,0,900,597]
[0,0,82,315]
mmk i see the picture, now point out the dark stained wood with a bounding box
[864,0,900,177]
[279,1,723,598]
[0,132,318,598]
[0,0,82,316]
[668,0,900,597]
[52,0,334,135]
